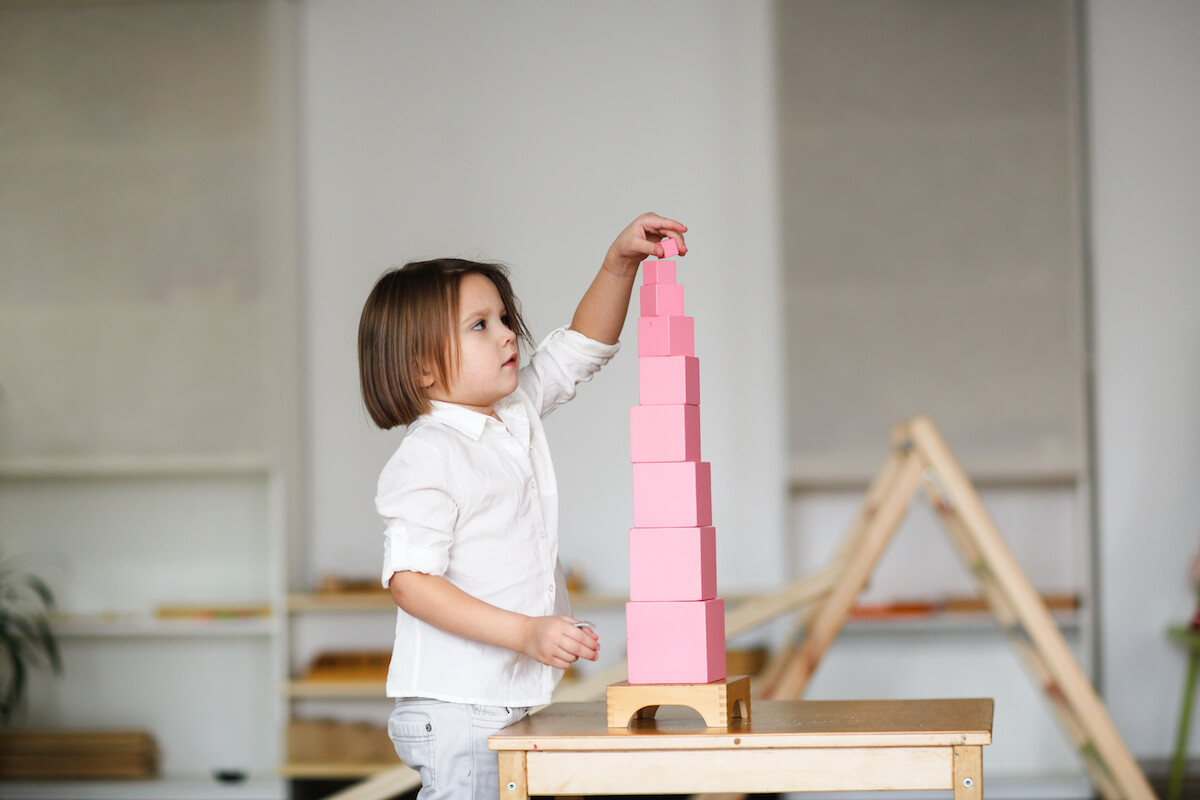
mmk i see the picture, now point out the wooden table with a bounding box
[490,698,992,799]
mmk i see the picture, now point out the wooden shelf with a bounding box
[287,592,392,612]
[842,609,1082,636]
[284,680,385,698]
[0,455,272,478]
[278,763,409,779]
[569,591,631,608]
[52,615,276,639]
[788,459,1083,492]
[284,590,694,612]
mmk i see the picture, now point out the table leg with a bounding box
[498,751,528,800]
[953,745,983,800]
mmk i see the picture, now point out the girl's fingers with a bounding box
[552,646,579,668]
[563,633,599,661]
[569,625,599,646]
[639,212,688,233]
[636,243,659,260]
[657,232,687,257]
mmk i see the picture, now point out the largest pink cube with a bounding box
[626,598,726,684]
[631,461,711,527]
[629,526,717,602]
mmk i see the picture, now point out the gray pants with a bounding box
[388,698,530,800]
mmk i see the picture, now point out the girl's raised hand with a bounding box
[521,615,600,670]
[602,212,688,280]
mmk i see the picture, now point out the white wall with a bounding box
[1086,0,1200,756]
[299,1,786,597]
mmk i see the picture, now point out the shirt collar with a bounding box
[426,394,531,447]
[426,400,490,440]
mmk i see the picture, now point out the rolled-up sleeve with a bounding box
[519,326,620,417]
[377,438,459,586]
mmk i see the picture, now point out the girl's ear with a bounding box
[414,362,436,389]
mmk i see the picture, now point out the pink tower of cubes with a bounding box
[626,240,726,685]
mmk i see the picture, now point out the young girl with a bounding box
[357,212,687,799]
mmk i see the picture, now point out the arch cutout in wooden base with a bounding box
[606,675,751,728]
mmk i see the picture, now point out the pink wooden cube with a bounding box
[626,598,726,684]
[630,404,700,463]
[637,315,694,357]
[643,259,676,285]
[631,461,711,528]
[629,526,717,602]
[638,356,699,406]
[640,283,684,317]
[660,238,680,258]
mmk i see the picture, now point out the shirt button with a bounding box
[529,478,537,490]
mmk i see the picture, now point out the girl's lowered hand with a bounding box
[602,212,688,280]
[521,615,600,669]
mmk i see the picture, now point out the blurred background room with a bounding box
[1,1,1198,799]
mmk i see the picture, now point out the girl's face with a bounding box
[423,272,520,417]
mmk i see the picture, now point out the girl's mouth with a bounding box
[503,354,518,368]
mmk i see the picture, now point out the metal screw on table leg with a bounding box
[507,782,517,792]
[963,778,974,788]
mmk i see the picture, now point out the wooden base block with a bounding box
[606,675,751,728]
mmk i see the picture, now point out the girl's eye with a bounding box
[471,320,486,331]
[500,315,512,329]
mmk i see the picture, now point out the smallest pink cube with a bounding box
[661,238,680,258]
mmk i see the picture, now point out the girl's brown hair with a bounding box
[358,259,532,428]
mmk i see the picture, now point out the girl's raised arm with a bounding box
[569,212,687,345]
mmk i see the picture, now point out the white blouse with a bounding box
[377,326,619,706]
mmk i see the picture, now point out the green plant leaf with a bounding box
[0,634,25,726]
[32,618,62,672]
[23,575,55,610]
[0,560,61,726]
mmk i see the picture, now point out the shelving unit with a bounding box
[280,592,390,780]
[280,590,633,778]
[275,588,1089,785]
[1,467,287,795]
[0,3,301,797]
